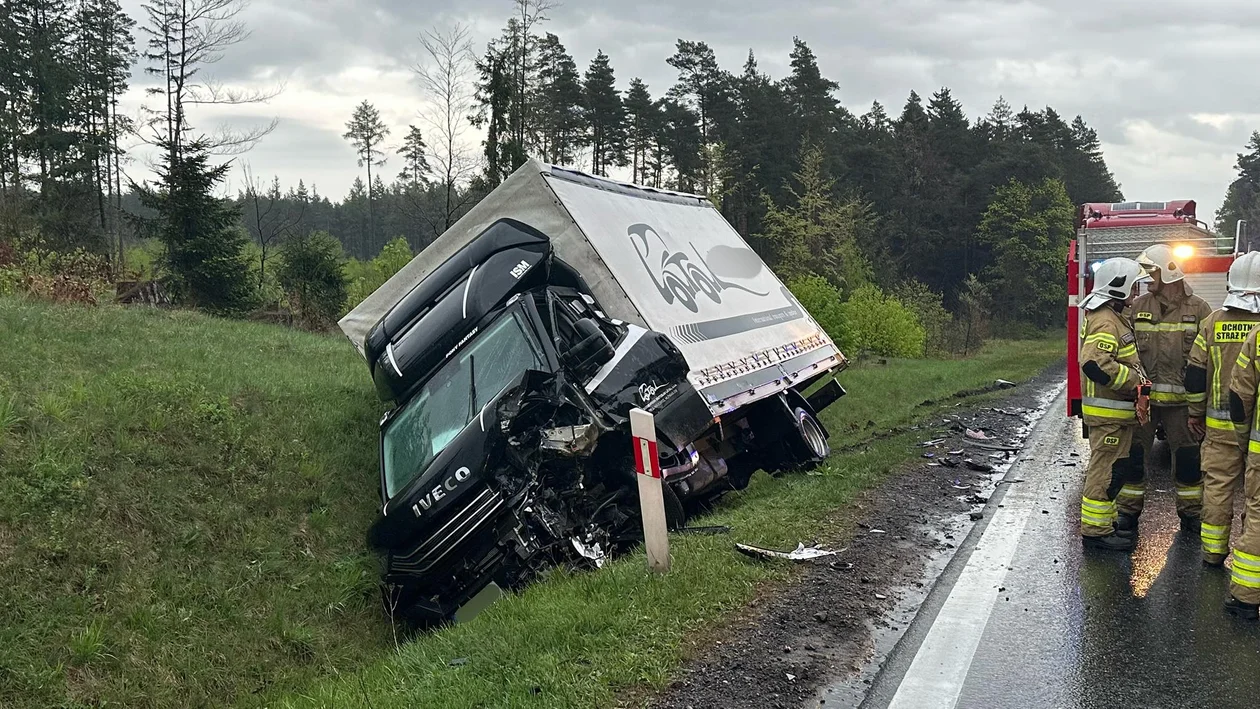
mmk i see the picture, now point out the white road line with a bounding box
[885,408,1061,709]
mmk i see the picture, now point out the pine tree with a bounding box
[666,39,732,193]
[926,87,971,169]
[1216,132,1260,244]
[0,1,21,198]
[137,139,255,313]
[659,99,703,192]
[343,100,389,246]
[397,125,430,188]
[581,50,626,176]
[532,33,583,165]
[623,78,657,184]
[723,50,792,236]
[979,96,1015,142]
[756,142,871,291]
[14,0,78,198]
[782,37,838,144]
[1063,116,1121,203]
[472,43,519,186]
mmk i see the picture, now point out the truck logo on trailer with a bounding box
[628,223,768,313]
[638,381,664,403]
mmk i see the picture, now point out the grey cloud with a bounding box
[119,0,1260,217]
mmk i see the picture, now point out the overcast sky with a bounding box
[116,0,1260,223]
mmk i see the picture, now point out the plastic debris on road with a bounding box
[995,379,1016,389]
[735,542,844,562]
[966,428,992,440]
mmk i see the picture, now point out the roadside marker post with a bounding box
[630,408,671,574]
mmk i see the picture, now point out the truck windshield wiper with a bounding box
[467,354,477,422]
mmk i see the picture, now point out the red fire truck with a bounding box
[1066,200,1241,419]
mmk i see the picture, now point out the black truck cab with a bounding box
[364,218,706,622]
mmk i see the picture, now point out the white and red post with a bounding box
[630,408,671,574]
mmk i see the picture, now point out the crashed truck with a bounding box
[338,160,848,623]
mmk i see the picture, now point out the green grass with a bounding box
[0,295,1062,708]
[0,297,391,708]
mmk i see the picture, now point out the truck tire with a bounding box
[617,460,687,532]
[662,482,687,531]
[788,405,830,468]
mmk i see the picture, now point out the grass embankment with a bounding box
[0,296,1062,708]
[0,298,389,708]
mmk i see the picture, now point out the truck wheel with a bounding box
[790,406,830,466]
[662,483,687,531]
[619,462,687,532]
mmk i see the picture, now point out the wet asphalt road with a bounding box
[859,392,1260,709]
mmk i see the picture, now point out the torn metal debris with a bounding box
[735,542,844,561]
[571,538,606,568]
[540,424,600,456]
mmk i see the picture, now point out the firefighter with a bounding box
[1187,252,1260,566]
[1119,244,1213,536]
[1078,257,1150,552]
[1224,288,1260,618]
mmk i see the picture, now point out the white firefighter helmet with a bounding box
[1136,243,1187,284]
[1080,257,1144,311]
[1224,251,1260,313]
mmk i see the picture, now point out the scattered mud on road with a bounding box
[645,363,1067,709]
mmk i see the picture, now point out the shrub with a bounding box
[279,231,348,329]
[343,237,413,314]
[788,274,847,345]
[0,246,113,305]
[955,275,992,355]
[838,284,926,359]
[892,279,955,356]
[123,240,164,280]
[791,276,926,359]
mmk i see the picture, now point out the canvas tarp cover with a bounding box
[339,161,648,355]
[338,161,839,407]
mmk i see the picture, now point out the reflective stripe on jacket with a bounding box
[1229,327,1260,452]
[1080,306,1146,426]
[1188,308,1260,435]
[1132,286,1212,407]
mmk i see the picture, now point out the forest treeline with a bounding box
[7,0,1247,355]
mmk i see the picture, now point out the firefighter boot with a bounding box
[1082,534,1135,552]
[1225,596,1260,620]
[1114,513,1138,539]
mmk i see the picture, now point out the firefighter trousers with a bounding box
[1229,463,1260,604]
[1082,422,1136,537]
[1122,405,1203,520]
[1201,429,1248,564]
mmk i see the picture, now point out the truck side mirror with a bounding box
[568,318,615,376]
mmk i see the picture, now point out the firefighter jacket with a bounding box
[1187,308,1260,435]
[1229,326,1260,454]
[1132,285,1212,407]
[1079,305,1146,426]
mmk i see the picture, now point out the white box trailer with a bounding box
[339,160,846,416]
